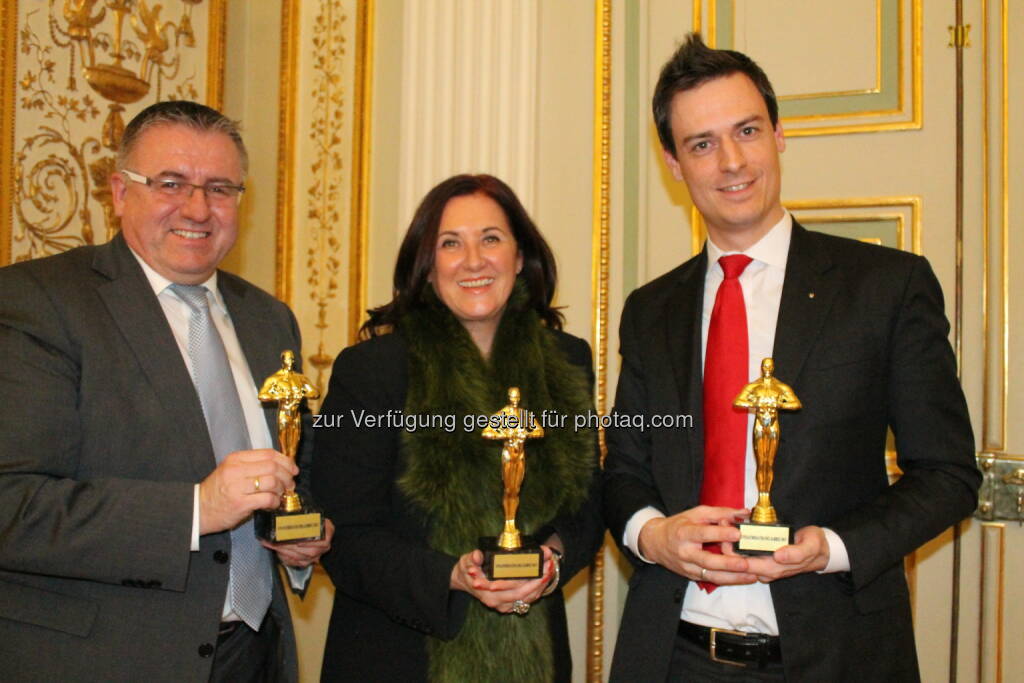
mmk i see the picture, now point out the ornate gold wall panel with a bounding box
[275,0,371,401]
[1,0,226,266]
[588,5,611,680]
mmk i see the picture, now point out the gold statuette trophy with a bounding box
[255,350,325,543]
[479,387,545,579]
[734,358,802,555]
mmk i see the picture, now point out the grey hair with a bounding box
[116,100,248,178]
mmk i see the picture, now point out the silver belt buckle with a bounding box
[709,627,748,667]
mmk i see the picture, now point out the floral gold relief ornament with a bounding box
[302,0,348,397]
[13,1,206,261]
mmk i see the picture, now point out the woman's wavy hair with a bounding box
[361,174,563,338]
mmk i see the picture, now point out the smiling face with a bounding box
[428,192,523,353]
[662,72,786,252]
[110,123,243,284]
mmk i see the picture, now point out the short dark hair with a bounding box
[117,100,248,176]
[361,174,563,338]
[653,33,779,156]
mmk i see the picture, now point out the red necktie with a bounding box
[699,254,752,591]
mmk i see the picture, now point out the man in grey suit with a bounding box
[604,35,979,680]
[0,101,332,681]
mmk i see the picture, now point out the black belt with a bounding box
[677,620,782,668]
[217,621,245,644]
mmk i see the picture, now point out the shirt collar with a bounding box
[706,211,792,273]
[128,247,226,313]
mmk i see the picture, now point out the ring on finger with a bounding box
[511,599,530,616]
[253,477,261,492]
[700,567,707,581]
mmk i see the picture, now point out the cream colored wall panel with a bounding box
[535,3,599,679]
[979,523,1005,683]
[640,0,695,280]
[366,0,403,316]
[735,0,879,98]
[914,530,956,682]
[222,0,282,295]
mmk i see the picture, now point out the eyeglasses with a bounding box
[120,169,245,205]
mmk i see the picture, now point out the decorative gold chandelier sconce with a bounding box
[14,0,205,259]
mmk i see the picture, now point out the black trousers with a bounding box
[210,612,284,683]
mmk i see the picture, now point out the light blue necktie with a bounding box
[171,283,273,631]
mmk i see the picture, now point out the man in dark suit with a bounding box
[0,101,331,681]
[603,34,979,681]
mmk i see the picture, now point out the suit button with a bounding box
[673,589,684,603]
[214,550,229,564]
[198,643,214,657]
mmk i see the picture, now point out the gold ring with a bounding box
[700,567,707,581]
[253,477,261,492]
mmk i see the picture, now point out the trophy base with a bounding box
[736,522,794,555]
[479,535,543,580]
[255,505,325,543]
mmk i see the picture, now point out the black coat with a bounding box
[313,329,603,681]
[603,222,980,682]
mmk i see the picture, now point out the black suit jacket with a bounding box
[0,234,307,681]
[603,222,980,681]
[313,329,604,682]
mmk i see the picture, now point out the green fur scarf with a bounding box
[397,281,595,682]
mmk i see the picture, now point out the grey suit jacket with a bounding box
[603,223,980,682]
[0,234,307,681]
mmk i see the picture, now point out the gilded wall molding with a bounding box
[690,196,921,257]
[1,3,18,266]
[587,1,611,679]
[693,0,922,137]
[275,0,371,397]
[275,0,300,305]
[1,0,227,266]
[981,0,1009,453]
[347,0,373,346]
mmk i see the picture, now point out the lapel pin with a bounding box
[808,292,815,299]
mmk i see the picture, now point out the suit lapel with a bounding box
[93,235,215,479]
[665,251,708,503]
[219,277,282,448]
[772,221,838,386]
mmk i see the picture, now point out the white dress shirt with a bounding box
[623,213,849,634]
[130,251,306,619]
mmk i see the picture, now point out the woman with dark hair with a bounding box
[313,174,602,681]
